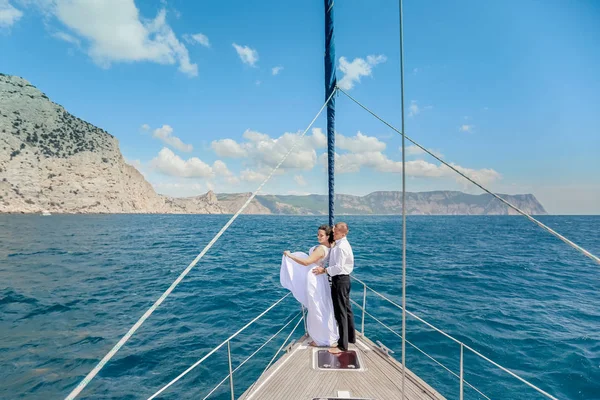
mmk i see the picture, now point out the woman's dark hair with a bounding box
[318,224,334,244]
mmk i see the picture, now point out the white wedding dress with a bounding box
[280,245,339,347]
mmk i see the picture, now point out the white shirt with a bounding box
[326,237,354,276]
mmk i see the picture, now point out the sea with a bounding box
[1,215,599,400]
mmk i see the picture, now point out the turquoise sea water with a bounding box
[1,215,599,399]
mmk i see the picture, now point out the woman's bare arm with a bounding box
[284,246,325,266]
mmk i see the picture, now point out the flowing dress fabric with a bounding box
[280,246,339,346]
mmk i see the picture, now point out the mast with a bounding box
[399,0,407,398]
[324,0,336,227]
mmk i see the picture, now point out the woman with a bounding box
[280,225,339,348]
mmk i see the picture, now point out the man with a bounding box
[312,222,355,353]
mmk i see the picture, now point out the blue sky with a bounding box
[1,0,599,214]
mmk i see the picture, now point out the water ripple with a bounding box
[0,215,598,399]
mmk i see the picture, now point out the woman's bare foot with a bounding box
[308,340,318,347]
[328,347,343,354]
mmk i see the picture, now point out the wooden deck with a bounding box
[239,333,445,400]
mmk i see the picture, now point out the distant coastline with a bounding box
[1,74,547,216]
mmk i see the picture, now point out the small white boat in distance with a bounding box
[41,210,51,216]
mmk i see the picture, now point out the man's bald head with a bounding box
[333,222,349,240]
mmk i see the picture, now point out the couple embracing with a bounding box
[280,222,355,353]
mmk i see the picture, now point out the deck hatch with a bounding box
[316,350,361,370]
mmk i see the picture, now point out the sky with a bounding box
[1,0,599,214]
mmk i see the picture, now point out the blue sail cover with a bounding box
[324,0,336,227]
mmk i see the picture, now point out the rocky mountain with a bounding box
[217,193,273,214]
[0,74,223,214]
[0,73,547,216]
[218,191,547,215]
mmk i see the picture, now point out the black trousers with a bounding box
[331,275,355,351]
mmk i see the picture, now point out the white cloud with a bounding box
[336,131,386,153]
[152,125,193,152]
[0,0,22,28]
[211,129,326,171]
[408,100,419,117]
[52,31,80,46]
[241,169,266,183]
[319,151,500,186]
[212,160,240,184]
[431,149,444,159]
[148,154,239,186]
[294,175,307,186]
[459,124,473,133]
[232,43,258,67]
[286,190,311,195]
[250,131,316,170]
[242,129,271,143]
[211,138,248,158]
[404,145,444,159]
[405,145,424,156]
[337,54,387,90]
[441,163,502,186]
[272,66,283,75]
[141,123,150,131]
[321,152,403,174]
[443,162,501,184]
[309,128,327,149]
[152,181,206,197]
[183,32,210,47]
[150,147,213,178]
[212,129,385,172]
[366,55,386,65]
[207,127,500,191]
[37,1,197,76]
[212,160,231,177]
[152,177,239,196]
